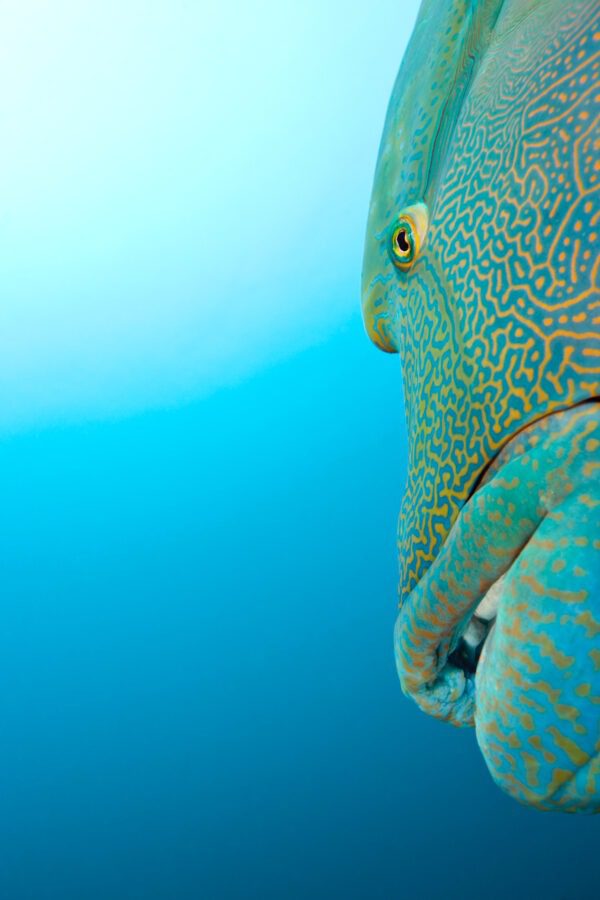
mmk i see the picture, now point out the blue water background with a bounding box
[0,3,597,897]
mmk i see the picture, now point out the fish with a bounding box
[361,0,600,812]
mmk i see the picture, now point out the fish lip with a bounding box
[397,400,600,721]
[394,449,509,725]
[395,557,501,729]
[464,398,600,502]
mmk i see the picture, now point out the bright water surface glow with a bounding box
[1,0,409,432]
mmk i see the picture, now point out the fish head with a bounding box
[361,0,600,598]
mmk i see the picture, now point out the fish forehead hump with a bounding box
[362,0,600,599]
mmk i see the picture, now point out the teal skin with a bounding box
[395,404,600,811]
[362,0,600,812]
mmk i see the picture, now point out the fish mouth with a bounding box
[446,574,502,678]
[443,466,507,680]
[443,398,599,680]
[393,441,532,727]
[396,400,600,727]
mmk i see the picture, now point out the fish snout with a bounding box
[361,275,399,353]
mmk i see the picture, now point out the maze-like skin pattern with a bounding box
[361,0,600,812]
[362,0,600,596]
[394,403,600,812]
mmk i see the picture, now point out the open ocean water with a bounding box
[0,2,597,897]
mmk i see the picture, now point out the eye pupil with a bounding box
[391,219,416,269]
[396,229,410,253]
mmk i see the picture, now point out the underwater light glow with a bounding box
[0,1,416,431]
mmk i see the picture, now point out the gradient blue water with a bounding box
[1,2,597,896]
[0,318,596,898]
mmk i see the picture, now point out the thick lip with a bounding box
[393,446,533,728]
[394,400,600,727]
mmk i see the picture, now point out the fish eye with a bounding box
[391,218,416,269]
[389,203,429,271]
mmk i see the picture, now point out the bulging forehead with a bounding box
[362,0,505,346]
[367,0,504,232]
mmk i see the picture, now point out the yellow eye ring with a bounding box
[391,218,417,269]
[389,203,429,271]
